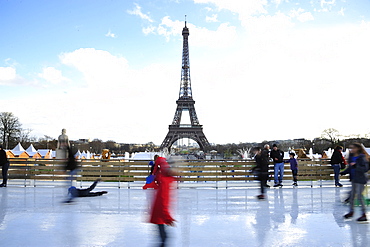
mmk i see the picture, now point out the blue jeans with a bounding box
[332,164,340,185]
[274,162,284,184]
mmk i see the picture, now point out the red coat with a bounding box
[149,157,175,225]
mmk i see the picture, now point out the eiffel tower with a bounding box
[160,20,211,151]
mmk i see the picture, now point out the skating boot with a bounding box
[343,211,354,220]
[357,214,368,223]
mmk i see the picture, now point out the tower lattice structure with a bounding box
[160,21,210,151]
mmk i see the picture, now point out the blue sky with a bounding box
[1,0,370,145]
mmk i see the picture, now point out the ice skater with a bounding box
[342,143,368,223]
[270,144,285,187]
[253,147,269,200]
[0,145,9,187]
[150,157,176,247]
[330,145,347,187]
[67,179,107,199]
[286,153,298,186]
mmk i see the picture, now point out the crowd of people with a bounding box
[252,143,368,223]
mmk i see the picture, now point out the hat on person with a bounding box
[272,144,277,148]
[289,153,295,157]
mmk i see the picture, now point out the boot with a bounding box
[344,211,354,219]
[357,214,367,223]
[0,183,6,187]
[257,194,265,200]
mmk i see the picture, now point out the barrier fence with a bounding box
[5,158,342,188]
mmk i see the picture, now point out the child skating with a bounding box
[287,153,298,186]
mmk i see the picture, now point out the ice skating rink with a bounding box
[0,182,369,247]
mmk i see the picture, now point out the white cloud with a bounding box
[206,14,218,22]
[2,48,180,144]
[127,3,154,22]
[38,67,69,84]
[0,66,36,86]
[290,8,314,22]
[194,0,268,27]
[155,16,237,48]
[105,30,117,38]
[0,67,16,81]
[297,11,314,22]
[60,48,129,88]
[142,25,156,35]
[338,7,345,16]
[320,0,336,12]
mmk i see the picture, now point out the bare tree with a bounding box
[0,112,22,149]
[321,128,341,146]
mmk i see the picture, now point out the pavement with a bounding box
[0,181,369,247]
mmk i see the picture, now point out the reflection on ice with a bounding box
[0,185,369,246]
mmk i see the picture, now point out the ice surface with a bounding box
[0,183,369,247]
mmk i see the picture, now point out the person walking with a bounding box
[330,145,347,187]
[270,144,285,187]
[150,157,176,247]
[342,143,368,223]
[253,147,269,200]
[0,145,9,187]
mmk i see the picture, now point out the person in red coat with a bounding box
[149,157,176,247]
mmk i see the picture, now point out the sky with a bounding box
[1,0,370,145]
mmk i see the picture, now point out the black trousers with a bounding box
[1,162,9,184]
[292,169,298,182]
[77,181,103,197]
[259,173,268,194]
[157,224,167,247]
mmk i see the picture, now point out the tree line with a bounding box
[2,112,370,156]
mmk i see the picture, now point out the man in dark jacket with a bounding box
[270,144,285,187]
[0,145,9,187]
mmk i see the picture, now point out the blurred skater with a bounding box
[287,153,298,186]
[150,157,176,247]
[68,179,107,198]
[65,146,78,186]
[262,144,271,187]
[342,143,368,223]
[0,145,9,187]
[253,147,269,200]
[63,146,78,203]
[330,146,347,187]
[270,144,285,187]
[143,155,159,190]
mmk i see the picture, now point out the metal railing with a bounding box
[4,158,341,188]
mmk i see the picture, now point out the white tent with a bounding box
[38,149,53,159]
[26,144,39,157]
[75,150,82,159]
[12,143,29,157]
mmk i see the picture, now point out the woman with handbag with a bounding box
[330,145,347,187]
